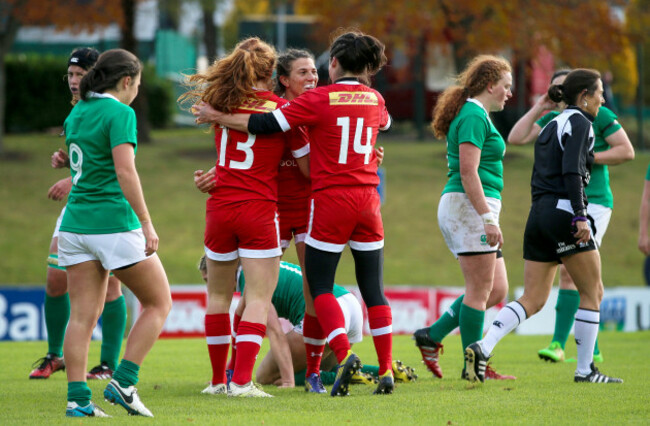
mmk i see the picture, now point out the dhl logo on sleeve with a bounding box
[329,92,378,106]
[239,97,278,113]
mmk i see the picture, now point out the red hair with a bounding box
[431,55,511,139]
[179,37,276,113]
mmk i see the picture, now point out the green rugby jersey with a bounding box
[238,261,350,326]
[442,99,505,200]
[60,93,140,234]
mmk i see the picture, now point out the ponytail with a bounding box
[329,30,386,84]
[547,68,600,106]
[431,86,467,139]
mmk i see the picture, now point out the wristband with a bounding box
[574,209,587,218]
[571,216,588,226]
[481,212,498,227]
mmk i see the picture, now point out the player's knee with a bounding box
[595,282,604,304]
[46,266,68,297]
[488,285,508,308]
[161,293,173,316]
[105,276,123,301]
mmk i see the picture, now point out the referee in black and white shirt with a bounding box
[465,69,623,385]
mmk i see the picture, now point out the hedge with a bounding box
[5,54,175,133]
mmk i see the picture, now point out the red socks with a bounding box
[231,321,266,386]
[303,313,327,376]
[368,305,393,375]
[314,293,350,363]
[226,313,241,371]
[204,313,231,385]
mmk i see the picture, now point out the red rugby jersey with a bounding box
[272,81,391,191]
[210,90,309,203]
[278,144,311,206]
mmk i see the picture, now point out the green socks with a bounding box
[319,370,337,385]
[429,295,464,342]
[552,289,580,349]
[100,296,127,370]
[68,381,92,406]
[294,370,306,386]
[45,293,70,357]
[459,303,485,351]
[113,359,140,388]
[361,365,380,377]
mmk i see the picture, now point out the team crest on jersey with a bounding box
[329,91,378,106]
[239,97,278,113]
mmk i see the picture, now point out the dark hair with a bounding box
[329,30,386,83]
[79,49,142,100]
[431,55,511,139]
[68,47,100,71]
[274,48,315,96]
[550,69,571,84]
[547,68,601,106]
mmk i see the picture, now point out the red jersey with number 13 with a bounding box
[273,81,390,191]
[210,90,309,204]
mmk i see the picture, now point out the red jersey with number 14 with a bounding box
[210,90,309,204]
[272,81,390,191]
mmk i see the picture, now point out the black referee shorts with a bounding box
[523,197,596,262]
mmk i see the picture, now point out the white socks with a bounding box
[574,308,600,375]
[480,301,528,355]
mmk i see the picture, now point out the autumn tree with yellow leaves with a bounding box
[297,0,637,106]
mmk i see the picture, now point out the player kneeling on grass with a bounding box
[199,258,416,395]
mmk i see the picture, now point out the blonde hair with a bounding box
[179,37,276,113]
[431,55,511,139]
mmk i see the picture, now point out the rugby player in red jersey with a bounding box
[193,30,394,397]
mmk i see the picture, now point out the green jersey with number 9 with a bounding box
[60,93,141,234]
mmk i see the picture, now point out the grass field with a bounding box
[2,332,648,424]
[1,126,650,289]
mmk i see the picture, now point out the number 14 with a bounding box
[337,117,373,165]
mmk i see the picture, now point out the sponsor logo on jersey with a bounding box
[329,91,378,106]
[239,97,278,113]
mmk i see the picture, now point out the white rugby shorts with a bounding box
[438,192,502,258]
[58,228,150,270]
[587,203,612,248]
[51,206,66,239]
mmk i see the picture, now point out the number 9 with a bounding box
[69,143,83,185]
